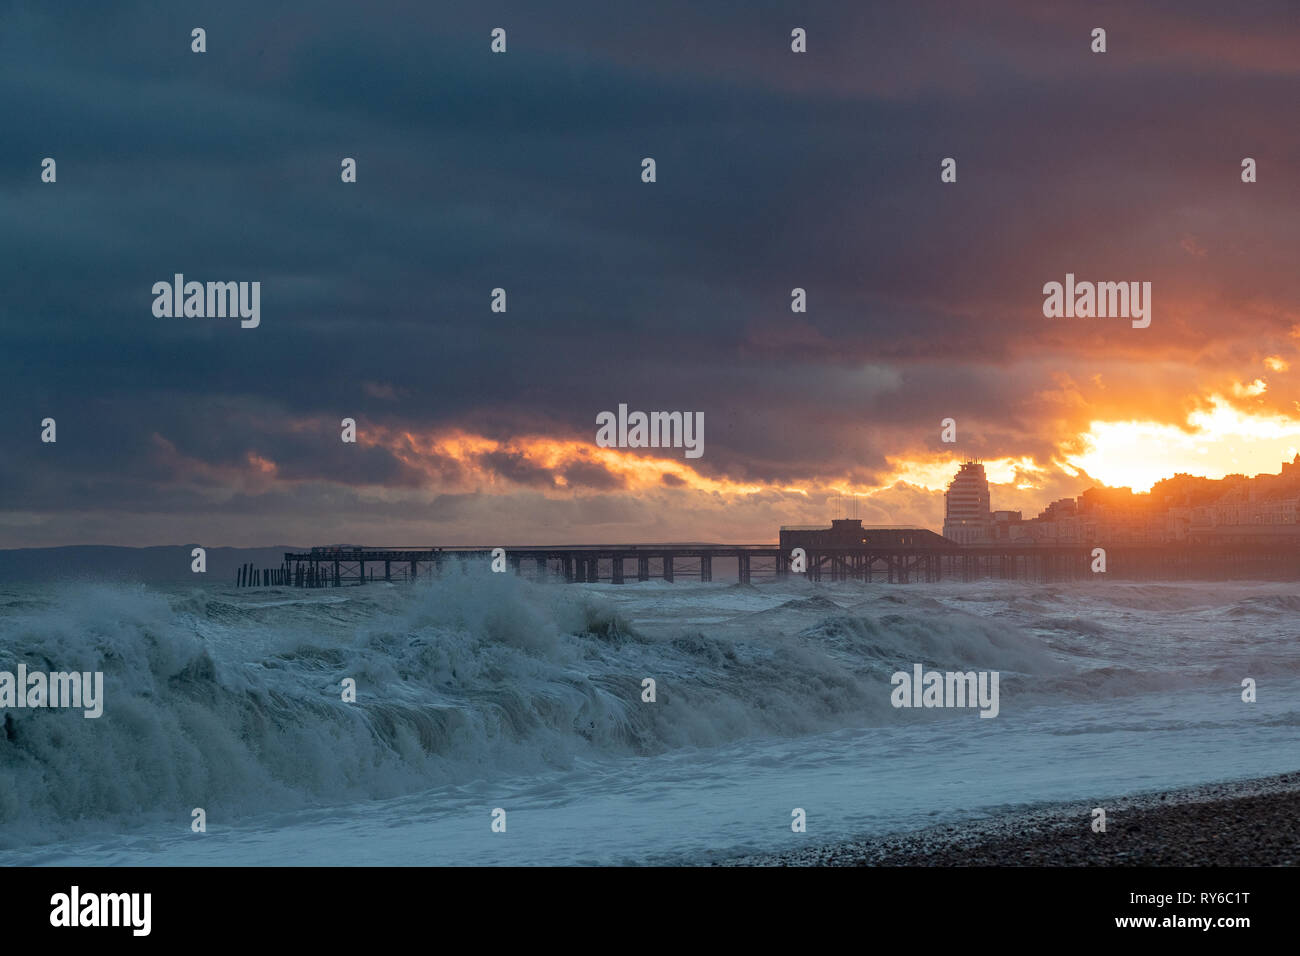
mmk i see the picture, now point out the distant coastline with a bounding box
[0,545,297,584]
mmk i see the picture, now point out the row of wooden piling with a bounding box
[294,563,342,587]
[236,562,292,587]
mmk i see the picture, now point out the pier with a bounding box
[278,545,790,587]
[261,536,1300,588]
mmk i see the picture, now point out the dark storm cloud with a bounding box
[476,450,560,489]
[1,0,1297,543]
[559,459,627,491]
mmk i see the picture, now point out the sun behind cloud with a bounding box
[1065,394,1300,492]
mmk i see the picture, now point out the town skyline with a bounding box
[942,453,1300,546]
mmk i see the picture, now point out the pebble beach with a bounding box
[717,771,1300,866]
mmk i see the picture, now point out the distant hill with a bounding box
[0,546,302,585]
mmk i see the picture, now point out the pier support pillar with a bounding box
[612,556,625,584]
[638,556,649,581]
[663,555,674,583]
[738,554,750,585]
[700,555,712,582]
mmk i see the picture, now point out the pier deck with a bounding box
[246,540,1300,587]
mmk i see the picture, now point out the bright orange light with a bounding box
[358,424,776,496]
[1065,395,1300,491]
[883,456,1047,492]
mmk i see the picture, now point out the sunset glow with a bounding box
[361,425,776,496]
[1064,395,1300,492]
[881,457,1049,493]
[349,403,1300,509]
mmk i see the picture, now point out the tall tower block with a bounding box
[943,460,992,543]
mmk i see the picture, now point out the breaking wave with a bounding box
[1,574,1294,847]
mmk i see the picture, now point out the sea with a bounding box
[1,571,1297,865]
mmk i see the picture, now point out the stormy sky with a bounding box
[2,1,1298,547]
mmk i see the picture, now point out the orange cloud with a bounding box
[150,434,280,494]
[359,424,776,496]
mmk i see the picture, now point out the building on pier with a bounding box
[779,518,950,552]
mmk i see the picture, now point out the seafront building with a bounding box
[944,454,1300,545]
[942,461,994,543]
